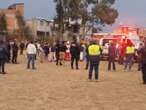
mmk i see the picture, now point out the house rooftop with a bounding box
[8,3,24,9]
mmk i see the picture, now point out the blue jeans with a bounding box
[27,54,36,69]
[124,54,133,70]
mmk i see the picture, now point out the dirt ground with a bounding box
[0,54,146,110]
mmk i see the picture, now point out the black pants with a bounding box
[141,63,146,84]
[89,62,99,80]
[12,53,18,64]
[138,60,142,71]
[108,57,116,70]
[8,51,11,62]
[85,56,90,69]
[56,53,62,65]
[71,56,79,69]
[20,49,24,55]
[0,60,5,73]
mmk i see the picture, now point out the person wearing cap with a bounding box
[88,40,101,80]
[139,38,146,84]
[124,43,135,71]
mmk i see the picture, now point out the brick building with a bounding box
[0,3,24,33]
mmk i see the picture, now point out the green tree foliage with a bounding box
[54,0,118,36]
[15,11,25,36]
[0,13,7,32]
[15,11,32,40]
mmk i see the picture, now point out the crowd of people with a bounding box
[0,37,146,85]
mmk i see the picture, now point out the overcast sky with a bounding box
[0,0,146,29]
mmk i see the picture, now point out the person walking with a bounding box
[70,41,80,69]
[0,40,8,74]
[108,41,117,71]
[124,43,135,71]
[26,41,37,70]
[12,40,19,64]
[139,38,146,84]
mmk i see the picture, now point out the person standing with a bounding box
[6,40,11,63]
[79,43,84,61]
[139,38,146,84]
[26,41,37,70]
[19,41,25,55]
[70,41,80,69]
[65,41,71,61]
[0,40,8,74]
[137,43,143,71]
[108,41,117,71]
[38,44,45,63]
[55,41,62,65]
[124,43,135,71]
[88,41,101,80]
[85,43,90,70]
[49,43,56,62]
[59,41,67,65]
[12,40,19,64]
[43,43,50,60]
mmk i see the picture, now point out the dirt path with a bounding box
[0,55,146,110]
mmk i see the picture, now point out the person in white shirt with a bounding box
[26,41,37,69]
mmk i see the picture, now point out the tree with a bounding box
[15,11,26,40]
[54,0,118,39]
[0,13,7,39]
[0,13,7,32]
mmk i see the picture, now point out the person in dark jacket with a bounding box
[55,41,61,65]
[137,43,144,71]
[6,40,11,63]
[70,41,80,69]
[43,43,49,59]
[19,41,25,55]
[0,40,8,74]
[85,43,90,70]
[108,41,117,71]
[139,38,146,84]
[12,40,19,64]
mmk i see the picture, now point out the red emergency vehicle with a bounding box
[91,33,141,61]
